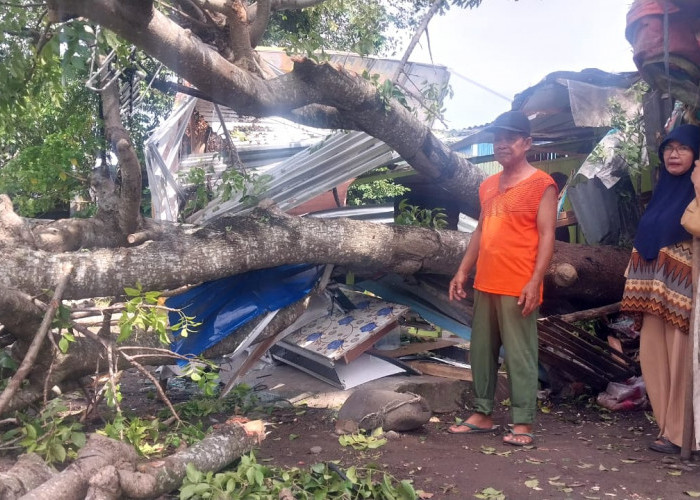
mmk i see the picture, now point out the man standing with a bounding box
[447,110,557,446]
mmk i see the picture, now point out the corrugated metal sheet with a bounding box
[188,131,398,223]
[144,49,451,223]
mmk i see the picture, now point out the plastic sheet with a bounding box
[166,264,324,359]
[596,376,648,412]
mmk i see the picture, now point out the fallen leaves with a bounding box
[474,486,505,499]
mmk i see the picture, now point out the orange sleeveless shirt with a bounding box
[473,169,555,300]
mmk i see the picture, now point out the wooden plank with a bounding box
[556,303,621,323]
[405,361,510,401]
[405,361,473,381]
[556,210,577,228]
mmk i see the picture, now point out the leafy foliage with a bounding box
[179,453,418,500]
[347,167,410,205]
[8,400,86,464]
[99,414,206,457]
[178,165,272,221]
[395,199,448,229]
[0,6,172,217]
[118,283,200,344]
[166,384,261,420]
[181,363,221,398]
[587,81,651,192]
[265,0,393,57]
[338,427,387,450]
[264,0,482,58]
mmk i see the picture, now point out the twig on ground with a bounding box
[118,350,183,424]
[106,344,122,416]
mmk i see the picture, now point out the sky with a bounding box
[408,0,638,129]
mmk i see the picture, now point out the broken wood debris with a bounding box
[538,316,639,391]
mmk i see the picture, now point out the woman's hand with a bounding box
[692,160,700,199]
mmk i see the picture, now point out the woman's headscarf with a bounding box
[634,124,700,260]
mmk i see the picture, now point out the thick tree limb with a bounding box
[0,453,55,500]
[0,210,469,300]
[0,195,36,249]
[46,0,485,213]
[116,419,264,498]
[100,72,142,236]
[20,434,139,500]
[249,0,270,48]
[0,264,73,415]
[19,420,264,499]
[0,287,45,342]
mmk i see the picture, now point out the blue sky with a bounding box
[409,0,638,129]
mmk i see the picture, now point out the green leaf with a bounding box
[179,484,198,500]
[58,337,69,353]
[71,431,86,448]
[24,424,37,440]
[185,463,202,483]
[396,480,416,499]
[50,442,67,462]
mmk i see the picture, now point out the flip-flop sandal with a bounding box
[503,428,535,446]
[447,422,500,434]
[648,437,681,454]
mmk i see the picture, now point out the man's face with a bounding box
[493,131,532,167]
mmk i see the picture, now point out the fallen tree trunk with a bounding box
[20,434,138,500]
[0,453,55,500]
[114,419,264,499]
[19,419,264,500]
[544,241,630,312]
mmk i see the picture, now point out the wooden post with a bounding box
[681,238,699,459]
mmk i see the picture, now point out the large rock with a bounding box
[335,388,431,433]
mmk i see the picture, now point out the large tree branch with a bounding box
[101,71,142,236]
[46,0,485,212]
[0,287,45,341]
[0,209,468,300]
[0,265,73,415]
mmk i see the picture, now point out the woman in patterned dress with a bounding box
[621,123,700,454]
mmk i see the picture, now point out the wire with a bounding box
[447,68,512,102]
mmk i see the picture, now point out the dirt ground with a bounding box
[255,400,699,500]
[5,369,697,499]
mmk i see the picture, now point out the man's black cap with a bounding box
[484,110,531,137]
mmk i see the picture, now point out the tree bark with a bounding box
[18,419,264,499]
[20,434,138,500]
[116,419,264,498]
[0,453,55,500]
[46,0,485,216]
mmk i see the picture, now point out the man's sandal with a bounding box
[447,422,500,434]
[503,428,535,446]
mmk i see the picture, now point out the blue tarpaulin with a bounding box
[167,264,324,358]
